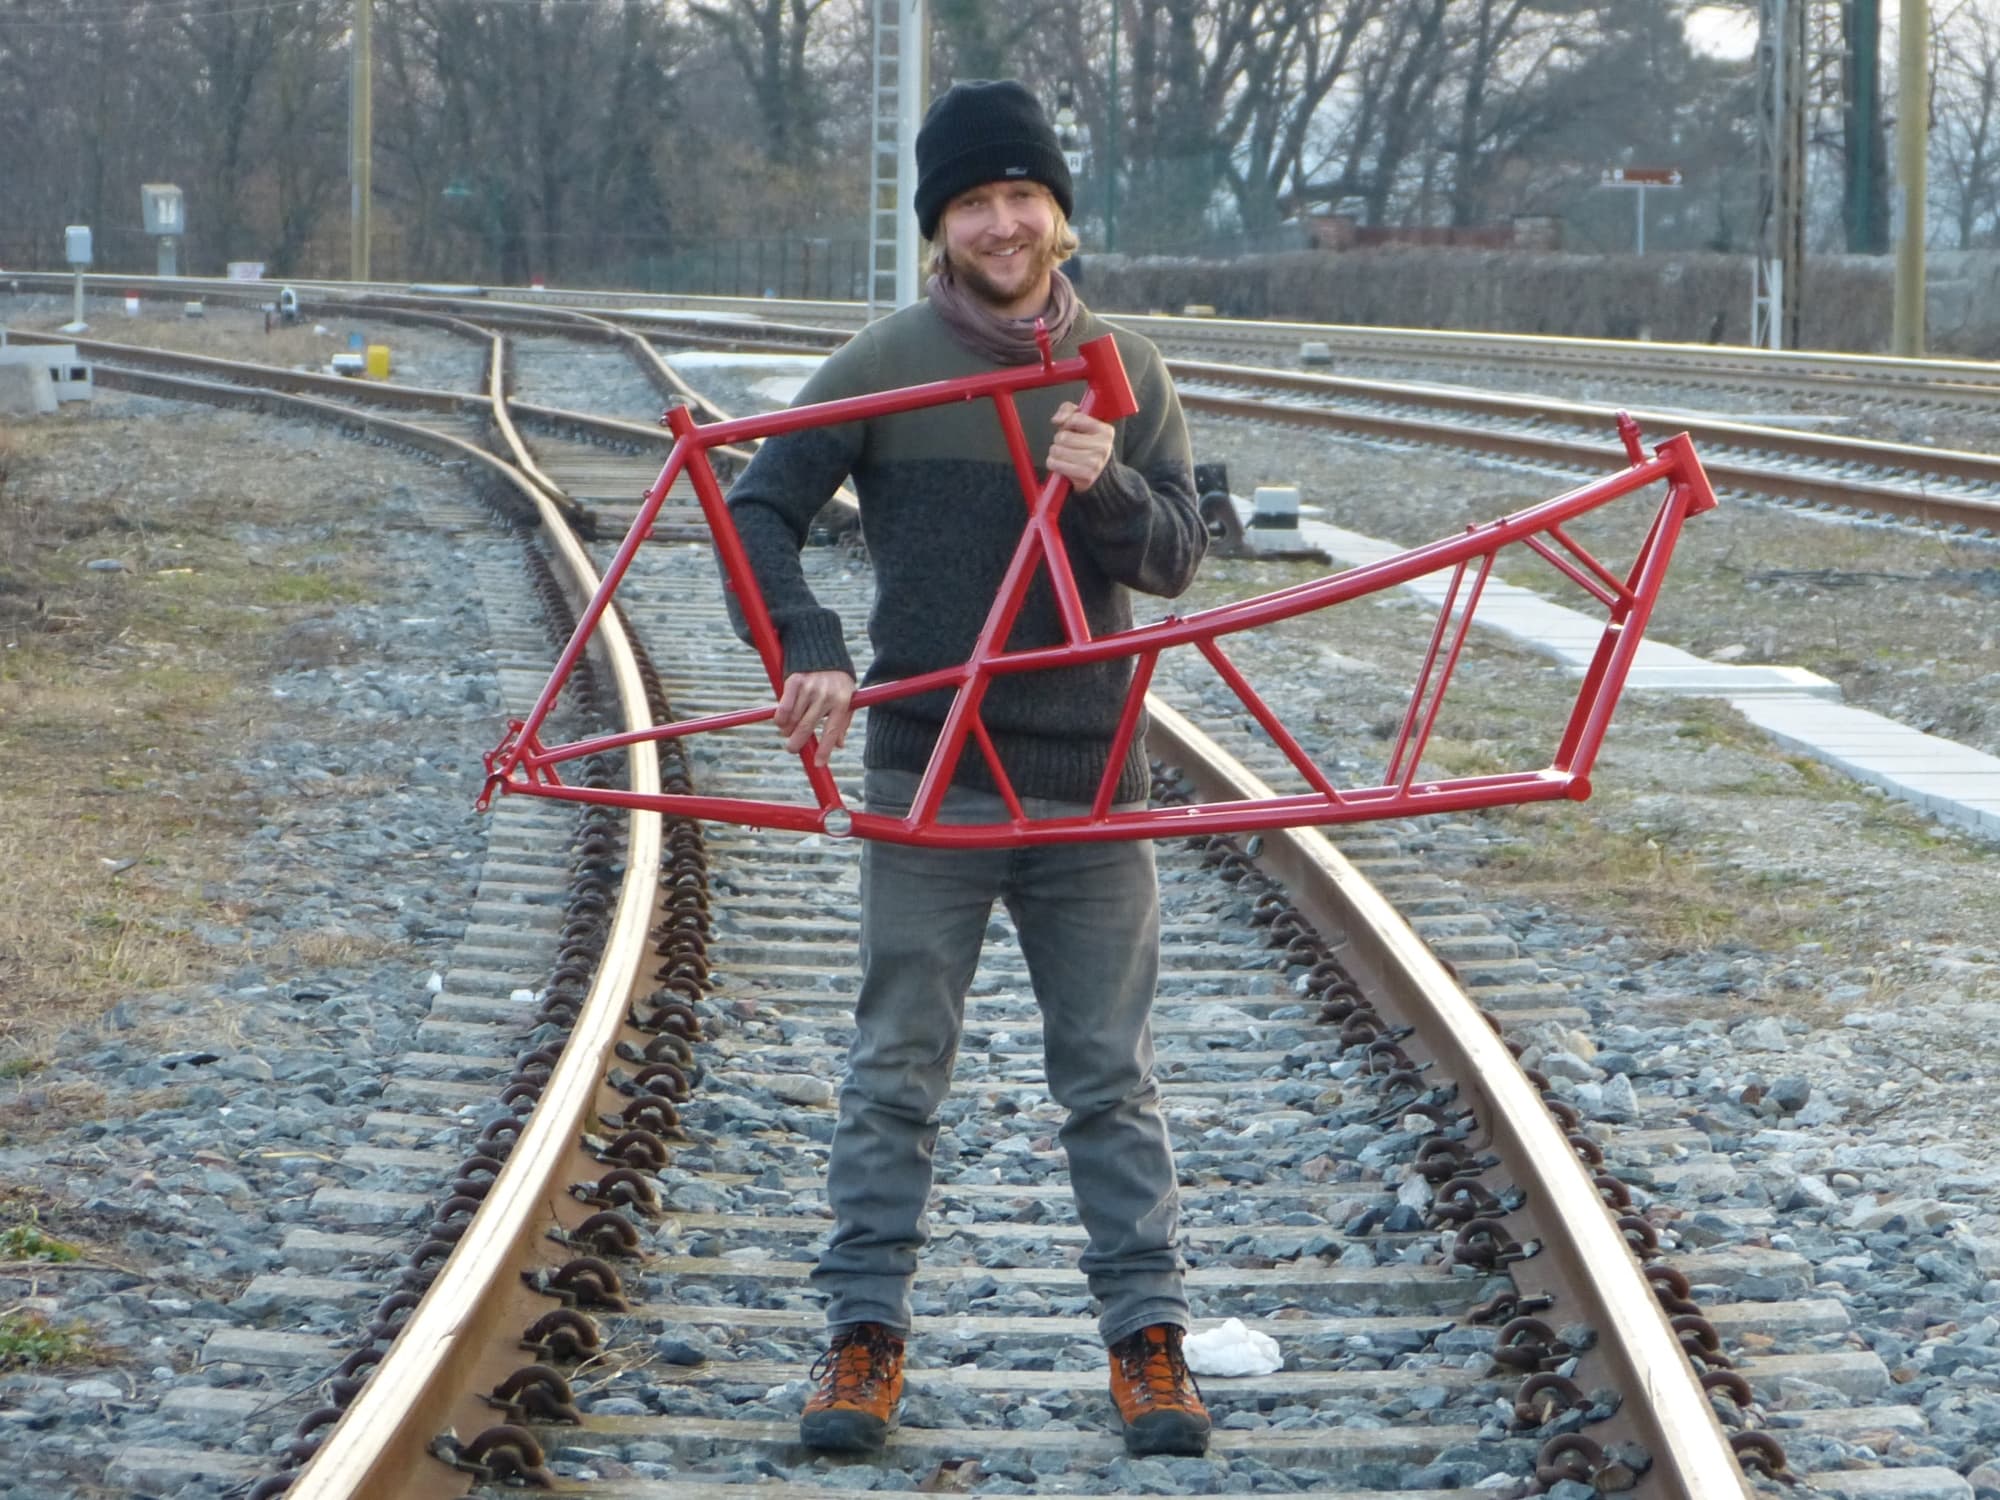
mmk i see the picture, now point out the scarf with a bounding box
[926,264,1080,365]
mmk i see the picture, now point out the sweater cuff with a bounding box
[781,609,856,679]
[1076,459,1151,522]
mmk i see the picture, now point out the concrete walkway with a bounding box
[1285,516,2000,842]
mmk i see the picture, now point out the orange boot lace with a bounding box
[804,1322,906,1424]
[1109,1324,1211,1452]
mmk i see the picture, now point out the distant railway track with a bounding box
[22,268,2000,411]
[4,296,1960,1500]
[13,278,2000,537]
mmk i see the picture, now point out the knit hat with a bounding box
[915,80,1074,240]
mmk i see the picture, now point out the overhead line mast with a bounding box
[350,0,373,282]
[1892,0,1928,357]
[1754,0,1806,350]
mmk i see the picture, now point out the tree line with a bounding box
[1,0,1997,283]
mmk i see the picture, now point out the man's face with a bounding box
[938,180,1061,315]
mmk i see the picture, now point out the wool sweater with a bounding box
[723,298,1205,806]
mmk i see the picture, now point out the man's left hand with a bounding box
[1047,402,1115,492]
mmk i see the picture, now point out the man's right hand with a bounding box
[774,670,856,766]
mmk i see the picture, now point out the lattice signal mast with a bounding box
[867,0,927,317]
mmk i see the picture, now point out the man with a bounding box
[723,79,1210,1459]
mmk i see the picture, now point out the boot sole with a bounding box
[800,1407,893,1453]
[1121,1410,1212,1457]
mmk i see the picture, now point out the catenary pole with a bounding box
[350,0,373,281]
[1893,0,1927,356]
[1106,0,1119,254]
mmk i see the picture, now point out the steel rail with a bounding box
[0,326,478,414]
[0,325,679,457]
[30,307,1997,539]
[449,302,2000,529]
[282,341,667,1500]
[30,319,1989,521]
[57,361,532,501]
[29,335,671,1499]
[28,280,2000,531]
[1144,699,1751,1500]
[27,269,2000,403]
[480,306,2000,532]
[481,326,577,506]
[1177,387,2000,529]
[1171,356,2000,500]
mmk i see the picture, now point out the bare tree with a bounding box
[1117,0,1276,247]
[0,4,167,267]
[932,0,1072,78]
[688,0,840,162]
[175,2,282,264]
[1935,0,2000,246]
[252,2,348,274]
[1358,0,1454,224]
[1221,0,1383,235]
[372,0,679,281]
[1441,0,1579,226]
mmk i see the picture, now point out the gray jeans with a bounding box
[812,767,1189,1347]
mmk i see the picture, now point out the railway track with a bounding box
[12,288,2000,541]
[23,269,2000,413]
[2,301,1975,1500]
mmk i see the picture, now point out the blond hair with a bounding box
[927,184,1081,279]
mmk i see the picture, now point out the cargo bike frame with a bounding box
[481,331,1716,847]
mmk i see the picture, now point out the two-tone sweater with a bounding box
[723,298,1206,806]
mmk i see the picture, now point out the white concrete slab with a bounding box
[1295,517,2000,842]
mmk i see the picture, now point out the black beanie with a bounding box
[914,80,1074,240]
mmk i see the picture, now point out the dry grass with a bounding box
[0,412,385,1066]
[277,930,413,969]
[0,1081,114,1147]
[1469,800,1821,956]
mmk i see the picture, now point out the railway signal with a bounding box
[1598,167,1682,256]
[142,184,183,278]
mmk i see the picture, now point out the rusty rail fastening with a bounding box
[435,585,716,1491]
[1150,760,1784,1495]
[1472,1024,1795,1487]
[248,534,714,1497]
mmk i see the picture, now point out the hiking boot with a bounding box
[800,1322,905,1452]
[1108,1323,1211,1456]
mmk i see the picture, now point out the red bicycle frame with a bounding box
[482,332,1715,847]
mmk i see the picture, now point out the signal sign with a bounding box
[1601,167,1682,187]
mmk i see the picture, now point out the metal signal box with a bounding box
[65,225,92,266]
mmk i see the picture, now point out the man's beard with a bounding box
[943,229,1062,312]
